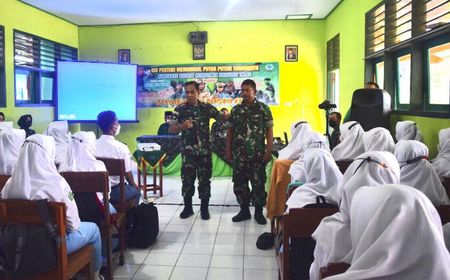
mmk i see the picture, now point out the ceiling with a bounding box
[20,0,341,26]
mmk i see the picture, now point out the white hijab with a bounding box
[0,134,80,231]
[286,148,342,210]
[395,140,450,206]
[331,121,365,161]
[395,120,424,142]
[58,131,106,173]
[326,184,450,280]
[288,132,329,183]
[278,121,312,160]
[363,127,395,153]
[310,151,400,280]
[432,128,450,178]
[0,128,26,175]
[43,120,71,165]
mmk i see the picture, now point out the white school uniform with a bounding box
[0,128,26,175]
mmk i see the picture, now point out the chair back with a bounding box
[319,262,351,279]
[96,157,127,211]
[0,174,11,191]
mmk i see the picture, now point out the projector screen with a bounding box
[56,61,137,122]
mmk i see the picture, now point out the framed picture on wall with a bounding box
[285,45,298,62]
[118,49,131,64]
[193,43,205,60]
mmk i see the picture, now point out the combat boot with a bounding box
[254,205,267,225]
[232,205,251,222]
[200,198,210,220]
[180,197,194,219]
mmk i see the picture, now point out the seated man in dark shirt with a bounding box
[158,111,179,135]
[328,111,341,150]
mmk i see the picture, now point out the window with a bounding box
[327,34,340,108]
[396,52,411,106]
[0,26,5,107]
[426,39,450,110]
[14,30,77,106]
[365,0,450,115]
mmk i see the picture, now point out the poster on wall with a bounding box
[137,62,279,108]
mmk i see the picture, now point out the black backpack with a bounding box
[127,201,159,248]
[0,199,59,279]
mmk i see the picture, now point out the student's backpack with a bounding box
[127,201,159,248]
[0,199,59,279]
[290,196,338,280]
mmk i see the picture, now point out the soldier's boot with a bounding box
[254,206,267,225]
[232,205,251,222]
[180,197,194,219]
[200,198,210,220]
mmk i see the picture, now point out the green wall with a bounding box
[0,0,79,133]
[78,21,326,149]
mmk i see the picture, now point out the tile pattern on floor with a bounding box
[114,176,277,280]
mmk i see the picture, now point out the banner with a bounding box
[137,62,279,108]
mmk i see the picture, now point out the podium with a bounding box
[134,150,166,198]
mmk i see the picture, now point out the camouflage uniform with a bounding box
[228,99,273,207]
[173,101,222,199]
[211,121,228,163]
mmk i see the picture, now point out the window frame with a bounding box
[13,29,77,107]
[394,47,412,110]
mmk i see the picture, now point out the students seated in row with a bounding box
[432,127,450,179]
[362,127,395,153]
[286,148,342,210]
[95,111,140,206]
[58,131,117,214]
[326,184,450,279]
[43,120,71,166]
[0,134,103,278]
[394,140,450,206]
[0,128,26,175]
[288,131,330,184]
[395,120,423,142]
[310,151,400,280]
[277,120,311,160]
[331,121,365,161]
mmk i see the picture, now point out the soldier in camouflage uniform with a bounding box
[211,108,230,163]
[226,79,273,225]
[169,81,227,220]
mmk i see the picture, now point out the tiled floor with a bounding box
[114,177,278,280]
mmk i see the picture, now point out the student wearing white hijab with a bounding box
[59,131,117,214]
[0,134,102,277]
[286,148,342,210]
[43,120,71,165]
[310,151,400,280]
[0,128,26,175]
[432,128,450,178]
[326,184,450,280]
[288,131,330,183]
[362,127,395,152]
[331,121,365,161]
[395,120,424,142]
[278,120,312,160]
[394,140,450,206]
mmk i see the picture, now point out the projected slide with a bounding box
[57,61,137,122]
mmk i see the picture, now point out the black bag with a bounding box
[290,196,338,280]
[127,201,159,248]
[0,199,59,279]
[256,232,275,250]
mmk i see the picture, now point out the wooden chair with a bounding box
[0,199,94,280]
[319,262,351,279]
[97,157,138,212]
[137,156,164,199]
[335,160,353,174]
[61,171,126,280]
[0,174,11,191]
[277,207,338,280]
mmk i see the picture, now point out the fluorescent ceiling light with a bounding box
[285,14,313,20]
